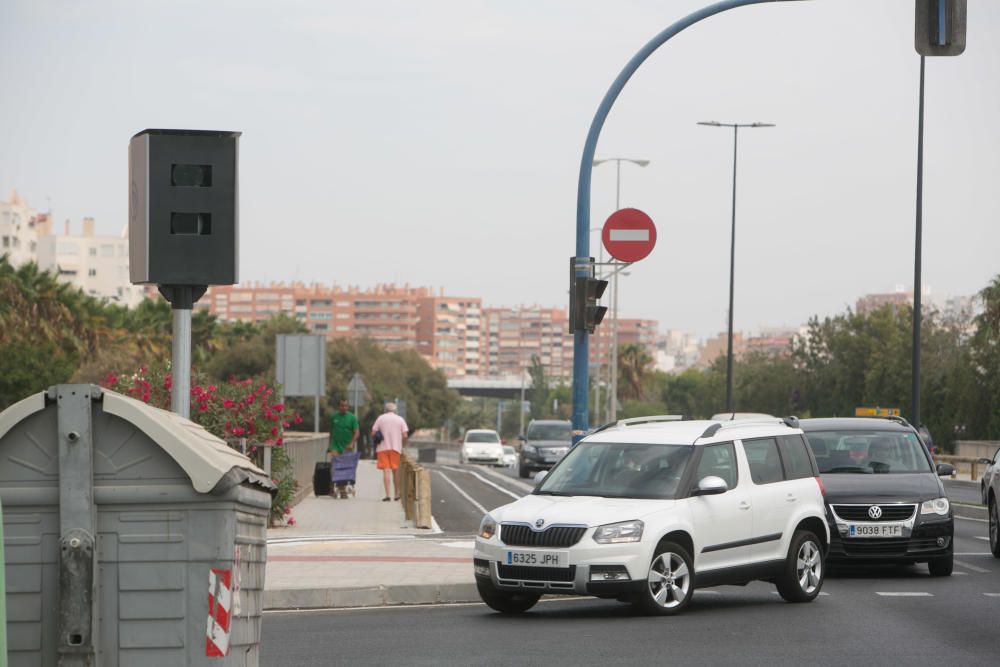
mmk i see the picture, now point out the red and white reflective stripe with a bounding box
[206,568,232,657]
[608,229,650,242]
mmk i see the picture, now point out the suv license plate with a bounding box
[848,524,903,538]
[505,550,568,567]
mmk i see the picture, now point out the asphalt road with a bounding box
[262,517,997,666]
[263,457,998,666]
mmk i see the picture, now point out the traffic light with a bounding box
[572,276,608,333]
[915,0,966,57]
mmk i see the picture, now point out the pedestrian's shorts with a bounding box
[376,450,400,470]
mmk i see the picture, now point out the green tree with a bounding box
[527,355,550,419]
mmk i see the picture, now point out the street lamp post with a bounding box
[593,157,649,423]
[697,121,774,413]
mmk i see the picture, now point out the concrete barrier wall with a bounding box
[283,433,328,506]
[956,440,1000,460]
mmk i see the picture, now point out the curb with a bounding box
[263,582,480,610]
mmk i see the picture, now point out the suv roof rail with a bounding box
[592,415,686,435]
[877,415,912,427]
[701,416,801,439]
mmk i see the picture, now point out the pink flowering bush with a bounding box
[101,367,300,526]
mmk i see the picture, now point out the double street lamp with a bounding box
[592,157,649,423]
[697,121,774,413]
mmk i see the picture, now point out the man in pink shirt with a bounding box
[371,402,409,501]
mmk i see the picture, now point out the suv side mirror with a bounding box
[978,458,993,466]
[534,470,548,484]
[692,476,728,496]
[936,463,956,477]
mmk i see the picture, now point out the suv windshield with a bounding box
[805,430,932,474]
[466,432,500,443]
[536,442,692,499]
[526,423,571,441]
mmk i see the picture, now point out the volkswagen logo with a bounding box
[868,505,883,520]
[535,519,545,528]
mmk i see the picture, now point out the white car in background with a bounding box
[502,445,518,468]
[461,429,505,466]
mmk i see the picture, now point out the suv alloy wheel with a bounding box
[633,541,694,615]
[775,530,824,602]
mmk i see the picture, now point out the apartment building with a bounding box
[201,283,427,350]
[35,217,145,307]
[0,189,41,267]
[481,306,575,381]
[415,296,483,378]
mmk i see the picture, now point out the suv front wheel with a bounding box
[633,541,694,616]
[775,530,824,602]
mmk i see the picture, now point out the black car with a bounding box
[800,417,956,576]
[517,419,572,479]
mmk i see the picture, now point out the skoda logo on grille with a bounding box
[868,506,883,519]
[535,519,545,528]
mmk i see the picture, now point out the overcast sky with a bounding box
[2,0,997,338]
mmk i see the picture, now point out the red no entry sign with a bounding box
[602,208,656,263]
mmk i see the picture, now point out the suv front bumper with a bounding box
[473,538,648,598]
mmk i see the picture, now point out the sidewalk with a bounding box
[264,457,478,610]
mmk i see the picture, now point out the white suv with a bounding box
[474,417,829,615]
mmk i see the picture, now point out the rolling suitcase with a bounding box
[313,461,332,496]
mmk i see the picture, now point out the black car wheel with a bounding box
[990,497,1000,558]
[927,553,953,577]
[775,530,825,602]
[476,578,540,614]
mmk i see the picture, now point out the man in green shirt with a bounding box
[329,398,360,495]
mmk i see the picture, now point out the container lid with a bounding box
[0,387,274,494]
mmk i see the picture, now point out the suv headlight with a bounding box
[593,520,644,544]
[920,497,950,516]
[479,515,497,539]
[523,445,537,455]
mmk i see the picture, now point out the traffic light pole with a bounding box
[571,0,804,440]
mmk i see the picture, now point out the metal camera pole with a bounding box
[159,286,206,419]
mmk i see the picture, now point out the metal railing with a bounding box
[934,454,988,483]
[399,451,433,529]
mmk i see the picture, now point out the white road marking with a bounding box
[973,536,989,541]
[983,593,1000,598]
[876,592,933,597]
[436,470,488,514]
[431,516,443,534]
[953,572,969,576]
[442,466,523,500]
[956,552,992,556]
[955,516,988,523]
[954,560,991,573]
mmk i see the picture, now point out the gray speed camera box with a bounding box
[129,129,241,285]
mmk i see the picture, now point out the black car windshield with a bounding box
[465,432,500,443]
[536,442,692,499]
[805,430,932,474]
[527,424,572,441]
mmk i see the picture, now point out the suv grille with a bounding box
[497,564,576,582]
[500,524,586,548]
[832,504,916,522]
